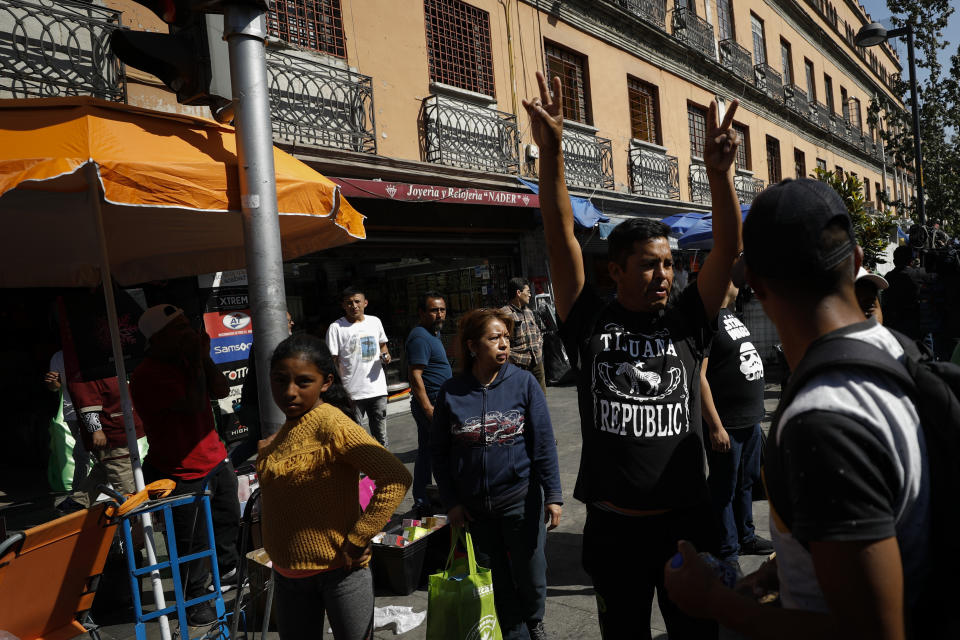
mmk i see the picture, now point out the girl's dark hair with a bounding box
[456,308,514,373]
[270,333,353,416]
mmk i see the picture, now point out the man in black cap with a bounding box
[664,178,930,640]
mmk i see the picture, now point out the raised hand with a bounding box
[703,99,740,175]
[522,71,564,158]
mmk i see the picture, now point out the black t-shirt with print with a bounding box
[705,308,765,428]
[560,283,715,510]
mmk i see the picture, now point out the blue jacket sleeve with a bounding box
[524,373,563,505]
[430,388,459,510]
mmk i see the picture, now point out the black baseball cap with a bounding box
[742,178,855,280]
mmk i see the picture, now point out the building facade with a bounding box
[0,0,910,364]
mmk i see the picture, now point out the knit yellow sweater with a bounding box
[256,403,411,571]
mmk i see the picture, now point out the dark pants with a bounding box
[582,504,719,640]
[352,396,388,447]
[410,398,433,505]
[144,460,240,598]
[273,567,374,640]
[469,488,547,640]
[707,423,763,562]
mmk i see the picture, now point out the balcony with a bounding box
[719,39,753,83]
[754,63,783,103]
[614,0,667,31]
[783,83,809,117]
[811,101,831,130]
[628,146,680,199]
[829,113,845,138]
[0,0,125,101]
[562,129,615,190]
[734,173,765,204]
[267,51,376,154]
[689,161,710,205]
[671,7,715,60]
[420,94,520,174]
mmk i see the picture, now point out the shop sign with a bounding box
[205,290,250,312]
[210,333,253,364]
[204,309,253,339]
[333,178,540,208]
[198,269,248,289]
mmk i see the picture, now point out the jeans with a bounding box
[273,567,374,640]
[582,504,719,640]
[144,460,240,598]
[469,488,547,640]
[410,398,433,505]
[352,396,388,447]
[707,423,763,562]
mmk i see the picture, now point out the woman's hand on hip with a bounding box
[339,540,371,571]
[544,503,562,530]
[447,504,473,529]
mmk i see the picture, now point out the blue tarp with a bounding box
[676,205,751,250]
[518,177,609,229]
[661,212,710,236]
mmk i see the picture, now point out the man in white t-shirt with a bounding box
[326,287,392,446]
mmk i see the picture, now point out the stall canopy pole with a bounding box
[87,162,172,640]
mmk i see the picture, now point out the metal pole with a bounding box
[224,4,288,437]
[87,163,172,640]
[904,26,926,226]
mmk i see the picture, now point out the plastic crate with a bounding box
[371,524,450,595]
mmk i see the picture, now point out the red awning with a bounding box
[332,177,539,208]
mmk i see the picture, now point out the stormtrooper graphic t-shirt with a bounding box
[561,283,715,510]
[705,308,765,428]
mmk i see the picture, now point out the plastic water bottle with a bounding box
[670,551,738,588]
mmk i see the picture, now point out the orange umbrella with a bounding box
[0,96,365,287]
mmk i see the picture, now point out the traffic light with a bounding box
[110,1,270,108]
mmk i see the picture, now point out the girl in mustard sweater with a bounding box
[257,334,411,640]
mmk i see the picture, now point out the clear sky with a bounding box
[857,0,959,85]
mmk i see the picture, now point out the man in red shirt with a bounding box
[131,304,238,627]
[67,375,145,507]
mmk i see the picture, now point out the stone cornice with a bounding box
[518,0,890,173]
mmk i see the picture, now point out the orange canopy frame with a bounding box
[0,96,366,287]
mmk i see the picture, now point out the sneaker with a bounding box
[527,621,550,640]
[208,567,242,593]
[186,603,219,627]
[739,536,775,556]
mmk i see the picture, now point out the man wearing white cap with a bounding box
[854,267,889,324]
[130,304,239,627]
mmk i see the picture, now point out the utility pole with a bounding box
[223,3,288,437]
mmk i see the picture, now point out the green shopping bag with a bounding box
[47,388,76,492]
[426,525,503,640]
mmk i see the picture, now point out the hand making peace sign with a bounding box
[703,99,741,175]
[522,71,564,158]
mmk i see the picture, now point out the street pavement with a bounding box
[87,382,781,640]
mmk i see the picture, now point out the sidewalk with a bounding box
[84,382,781,640]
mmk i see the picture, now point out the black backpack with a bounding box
[771,331,960,636]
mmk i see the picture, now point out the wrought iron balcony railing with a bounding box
[614,0,667,31]
[719,38,753,83]
[754,63,783,102]
[421,94,520,174]
[829,113,845,138]
[689,161,711,204]
[0,0,125,101]
[734,173,765,204]
[811,101,831,130]
[628,146,680,200]
[267,51,376,153]
[783,83,809,117]
[671,7,716,59]
[562,129,615,190]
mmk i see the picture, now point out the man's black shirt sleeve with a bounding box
[777,410,900,543]
[558,287,604,372]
